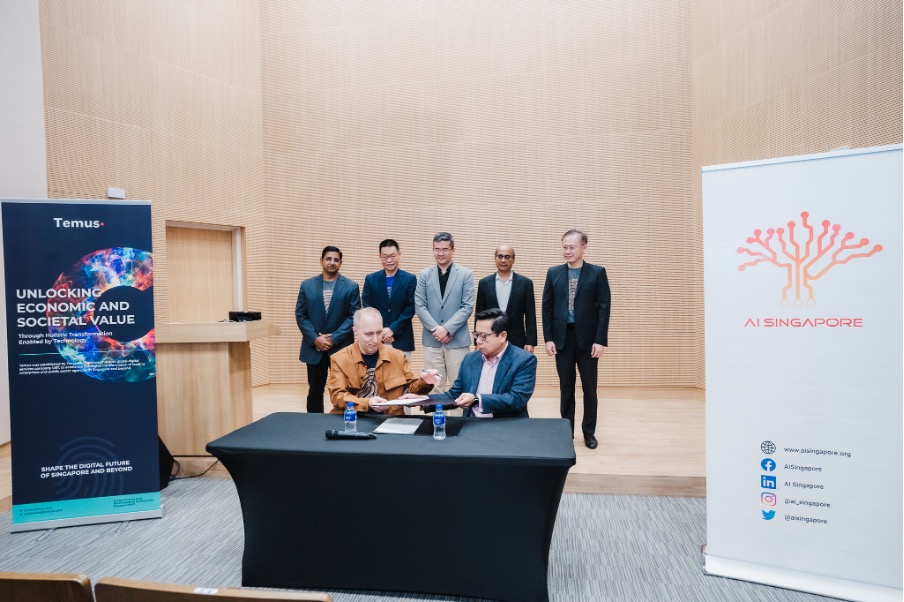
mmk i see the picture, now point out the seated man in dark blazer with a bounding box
[422,308,538,418]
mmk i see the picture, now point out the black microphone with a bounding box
[325,429,377,440]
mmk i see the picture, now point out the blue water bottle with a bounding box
[344,401,357,433]
[433,404,446,440]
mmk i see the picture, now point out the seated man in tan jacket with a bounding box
[328,307,440,416]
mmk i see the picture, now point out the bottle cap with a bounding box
[346,401,354,408]
[436,404,443,411]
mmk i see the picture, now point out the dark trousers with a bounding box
[555,324,599,436]
[306,357,330,413]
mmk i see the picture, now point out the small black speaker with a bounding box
[158,436,175,490]
[228,310,262,322]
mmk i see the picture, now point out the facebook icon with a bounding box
[761,458,776,471]
[761,475,777,489]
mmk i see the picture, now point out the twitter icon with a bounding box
[762,510,776,520]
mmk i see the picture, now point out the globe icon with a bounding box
[761,441,776,455]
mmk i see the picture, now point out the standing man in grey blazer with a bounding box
[475,243,537,352]
[295,245,361,413]
[542,229,611,449]
[415,232,475,393]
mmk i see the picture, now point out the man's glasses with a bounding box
[471,331,496,342]
[433,248,452,254]
[495,254,514,260]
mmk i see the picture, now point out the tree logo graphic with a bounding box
[737,211,882,306]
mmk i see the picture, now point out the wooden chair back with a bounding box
[0,571,93,602]
[94,577,332,602]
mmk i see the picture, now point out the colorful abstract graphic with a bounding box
[737,212,882,306]
[46,247,155,382]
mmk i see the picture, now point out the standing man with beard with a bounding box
[296,245,360,413]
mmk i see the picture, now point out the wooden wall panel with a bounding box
[39,0,271,385]
[691,0,903,386]
[165,226,235,324]
[37,0,899,391]
[261,0,696,388]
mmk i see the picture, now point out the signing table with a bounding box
[207,412,575,602]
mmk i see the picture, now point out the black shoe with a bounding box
[584,435,598,449]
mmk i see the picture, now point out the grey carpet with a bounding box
[0,477,840,602]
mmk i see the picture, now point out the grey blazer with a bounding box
[414,263,475,349]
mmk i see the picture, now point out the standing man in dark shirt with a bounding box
[295,245,360,413]
[362,239,417,360]
[542,229,611,449]
[475,243,537,352]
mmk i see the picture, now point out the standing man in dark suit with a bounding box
[475,244,537,352]
[362,239,416,359]
[542,229,611,449]
[295,245,361,413]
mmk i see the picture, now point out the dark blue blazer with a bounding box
[362,269,416,352]
[475,272,538,348]
[541,262,610,350]
[429,345,538,418]
[295,274,360,365]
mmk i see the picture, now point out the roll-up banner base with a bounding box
[704,555,902,602]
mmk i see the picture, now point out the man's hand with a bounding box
[524,345,535,354]
[432,326,449,342]
[590,343,605,359]
[545,341,557,357]
[314,333,333,352]
[454,393,477,408]
[420,369,442,386]
[369,396,388,412]
[380,327,395,343]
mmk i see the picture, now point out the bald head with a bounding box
[494,244,515,276]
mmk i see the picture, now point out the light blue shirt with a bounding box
[495,272,513,312]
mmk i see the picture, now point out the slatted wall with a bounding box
[36,1,900,390]
[260,0,695,388]
[690,0,903,386]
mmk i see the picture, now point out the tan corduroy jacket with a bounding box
[327,343,433,416]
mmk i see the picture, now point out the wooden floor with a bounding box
[0,385,706,511]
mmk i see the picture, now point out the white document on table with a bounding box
[372,395,431,408]
[373,418,421,435]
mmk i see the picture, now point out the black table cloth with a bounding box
[207,412,575,602]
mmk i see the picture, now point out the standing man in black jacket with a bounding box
[542,230,611,449]
[362,239,417,359]
[475,244,537,352]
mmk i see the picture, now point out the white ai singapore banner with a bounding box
[703,145,902,602]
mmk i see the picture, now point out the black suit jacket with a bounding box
[361,269,417,352]
[475,272,537,348]
[541,262,610,350]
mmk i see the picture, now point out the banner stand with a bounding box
[2,199,162,532]
[702,145,902,601]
